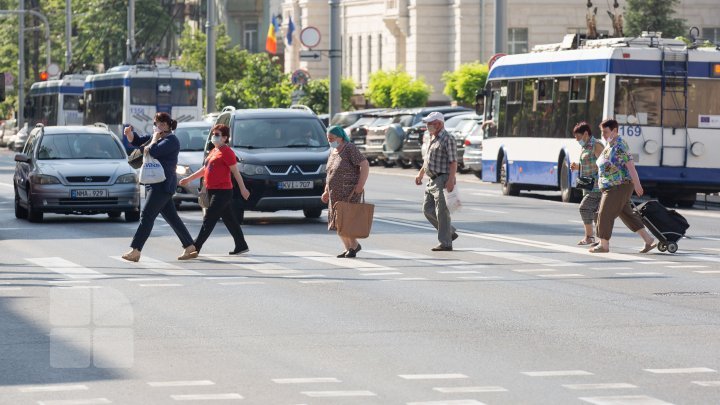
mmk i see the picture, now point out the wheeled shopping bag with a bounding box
[633,200,689,253]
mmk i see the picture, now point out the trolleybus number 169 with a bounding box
[618,125,643,137]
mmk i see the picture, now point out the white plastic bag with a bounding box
[138,154,166,184]
[445,186,462,213]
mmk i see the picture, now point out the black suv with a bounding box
[205,108,330,219]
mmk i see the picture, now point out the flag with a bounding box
[265,15,279,54]
[286,16,295,46]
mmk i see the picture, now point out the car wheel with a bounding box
[473,170,482,179]
[125,210,140,222]
[14,187,27,219]
[303,208,323,219]
[108,212,122,219]
[27,197,43,223]
[398,158,413,169]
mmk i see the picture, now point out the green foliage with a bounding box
[176,25,248,84]
[441,62,489,105]
[366,69,431,108]
[625,0,686,38]
[296,77,356,114]
[216,54,293,109]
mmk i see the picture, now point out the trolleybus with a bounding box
[26,74,85,126]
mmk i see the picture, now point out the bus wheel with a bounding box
[500,156,520,196]
[560,160,581,203]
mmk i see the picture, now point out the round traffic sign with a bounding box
[300,27,321,49]
[47,63,61,76]
[291,69,311,86]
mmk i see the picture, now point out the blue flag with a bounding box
[286,16,295,46]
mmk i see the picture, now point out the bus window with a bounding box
[614,77,661,126]
[63,95,80,110]
[588,76,605,130]
[688,79,720,128]
[505,80,524,137]
[171,79,199,106]
[130,78,157,105]
[553,79,570,137]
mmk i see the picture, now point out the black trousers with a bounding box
[131,187,194,251]
[194,189,248,252]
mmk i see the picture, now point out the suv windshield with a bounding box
[232,118,329,148]
[176,126,210,151]
[330,113,360,127]
[37,134,124,160]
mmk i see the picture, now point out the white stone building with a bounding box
[280,0,720,104]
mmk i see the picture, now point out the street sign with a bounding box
[299,50,322,62]
[300,26,321,48]
[47,63,60,77]
[291,69,311,86]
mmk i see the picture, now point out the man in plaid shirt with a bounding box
[414,112,459,251]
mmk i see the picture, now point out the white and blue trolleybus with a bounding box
[27,74,85,126]
[480,33,720,207]
[82,64,203,150]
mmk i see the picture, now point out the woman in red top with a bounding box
[179,124,251,256]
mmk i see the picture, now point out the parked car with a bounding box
[330,108,387,129]
[420,113,482,172]
[347,112,385,154]
[13,124,141,222]
[173,121,212,208]
[462,123,485,178]
[205,108,330,219]
[12,123,31,152]
[371,107,473,168]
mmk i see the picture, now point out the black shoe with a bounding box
[345,244,362,258]
[336,250,348,258]
[229,248,249,255]
[452,232,459,241]
[431,244,453,251]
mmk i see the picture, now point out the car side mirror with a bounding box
[14,153,30,163]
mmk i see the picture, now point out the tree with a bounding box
[176,24,247,84]
[296,77,356,114]
[216,54,293,109]
[625,0,686,38]
[366,69,432,108]
[441,62,489,105]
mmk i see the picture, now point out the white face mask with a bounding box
[153,124,159,133]
[211,136,223,146]
[329,141,339,148]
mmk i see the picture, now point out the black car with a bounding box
[206,108,330,219]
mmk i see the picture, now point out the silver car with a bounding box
[173,121,212,207]
[13,124,141,222]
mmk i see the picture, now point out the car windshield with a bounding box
[176,126,210,151]
[349,116,379,129]
[37,133,124,160]
[394,114,415,127]
[444,114,474,130]
[232,118,329,148]
[330,113,360,127]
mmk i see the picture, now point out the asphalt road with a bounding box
[1,149,719,405]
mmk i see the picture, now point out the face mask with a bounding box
[211,136,223,146]
[329,141,339,148]
[153,125,159,133]
[578,139,587,147]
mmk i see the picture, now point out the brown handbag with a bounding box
[333,192,374,239]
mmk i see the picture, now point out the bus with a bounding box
[480,32,720,208]
[26,74,85,126]
[82,64,203,149]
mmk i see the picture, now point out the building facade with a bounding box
[280,0,720,104]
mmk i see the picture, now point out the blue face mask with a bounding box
[329,141,339,148]
[578,139,587,147]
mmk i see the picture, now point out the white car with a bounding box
[173,121,212,207]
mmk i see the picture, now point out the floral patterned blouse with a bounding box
[579,136,601,193]
[596,136,633,190]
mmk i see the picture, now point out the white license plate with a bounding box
[71,189,108,198]
[277,181,313,190]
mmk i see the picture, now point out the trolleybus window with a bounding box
[130,78,157,105]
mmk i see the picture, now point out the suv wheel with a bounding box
[14,187,27,219]
[303,208,323,219]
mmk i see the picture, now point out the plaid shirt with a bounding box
[424,129,457,176]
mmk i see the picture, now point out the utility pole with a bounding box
[127,0,136,64]
[328,0,341,120]
[205,0,216,113]
[18,0,25,128]
[494,0,506,54]
[65,0,72,72]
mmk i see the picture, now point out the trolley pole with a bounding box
[205,0,216,113]
[328,0,341,120]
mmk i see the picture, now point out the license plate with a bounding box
[277,181,313,190]
[71,189,108,198]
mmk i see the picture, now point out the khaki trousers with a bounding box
[596,182,644,240]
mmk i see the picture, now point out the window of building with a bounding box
[702,27,720,42]
[508,28,528,54]
[243,22,258,53]
[348,36,353,77]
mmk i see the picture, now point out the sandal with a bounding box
[577,236,595,246]
[588,245,609,253]
[638,242,657,254]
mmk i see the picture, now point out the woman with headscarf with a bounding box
[321,125,370,258]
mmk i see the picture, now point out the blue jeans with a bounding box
[131,187,194,251]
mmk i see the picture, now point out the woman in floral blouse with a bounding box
[590,119,656,254]
[570,122,604,246]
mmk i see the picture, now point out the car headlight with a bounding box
[238,163,265,176]
[176,165,191,175]
[115,173,137,184]
[30,174,60,185]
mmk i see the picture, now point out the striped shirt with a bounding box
[424,129,457,177]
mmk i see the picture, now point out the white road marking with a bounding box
[361,272,404,276]
[47,280,91,284]
[109,256,202,276]
[272,378,341,384]
[281,274,327,279]
[644,367,716,374]
[470,191,502,198]
[579,395,674,405]
[466,207,508,214]
[218,281,266,285]
[0,287,22,291]
[694,236,720,241]
[562,383,637,390]
[148,381,215,387]
[19,384,89,393]
[205,255,301,275]
[438,271,482,274]
[665,265,707,269]
[689,255,720,264]
[365,249,470,267]
[298,280,343,284]
[301,391,376,397]
[691,380,720,386]
[513,269,557,273]
[433,386,507,393]
[0,182,13,188]
[522,370,593,377]
[284,251,395,271]
[635,261,673,265]
[139,284,183,287]
[170,393,243,400]
[458,276,502,280]
[28,257,106,279]
[615,272,664,276]
[591,267,633,270]
[537,274,585,278]
[395,277,428,281]
[127,278,170,282]
[58,285,103,289]
[399,374,468,380]
[38,399,112,405]
[203,276,248,280]
[407,400,487,405]
[701,247,720,252]
[694,270,720,274]
[468,248,577,267]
